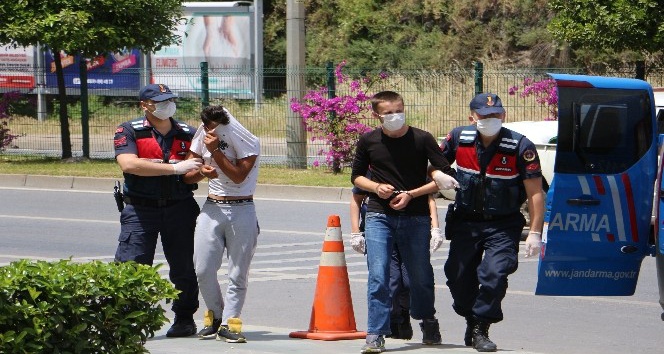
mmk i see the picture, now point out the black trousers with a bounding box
[115,197,200,317]
[443,213,524,323]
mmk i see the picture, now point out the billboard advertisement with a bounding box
[0,45,35,89]
[43,48,142,90]
[151,10,253,98]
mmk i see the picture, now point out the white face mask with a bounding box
[151,101,176,120]
[476,117,502,136]
[381,113,406,131]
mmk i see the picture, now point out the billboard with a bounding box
[0,45,35,89]
[43,48,142,90]
[151,3,255,98]
[0,1,261,98]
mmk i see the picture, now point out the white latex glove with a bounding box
[172,158,203,175]
[430,227,444,254]
[350,232,366,254]
[432,170,460,190]
[524,231,543,258]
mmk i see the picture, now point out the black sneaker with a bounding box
[197,310,222,339]
[166,316,197,338]
[216,325,247,343]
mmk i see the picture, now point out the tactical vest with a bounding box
[454,127,526,215]
[123,118,196,200]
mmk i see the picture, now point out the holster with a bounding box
[444,203,456,240]
[113,181,124,212]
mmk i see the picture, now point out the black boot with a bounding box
[166,315,197,338]
[419,318,442,345]
[472,321,497,352]
[389,320,400,339]
[464,316,474,346]
[397,319,413,340]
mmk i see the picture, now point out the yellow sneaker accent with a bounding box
[203,310,214,328]
[227,317,243,333]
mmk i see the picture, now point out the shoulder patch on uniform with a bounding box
[114,136,127,148]
[526,162,541,171]
[523,149,536,162]
[115,127,124,134]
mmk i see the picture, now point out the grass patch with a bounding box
[0,157,352,188]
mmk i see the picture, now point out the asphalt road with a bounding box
[1,175,663,354]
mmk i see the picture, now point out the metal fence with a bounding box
[3,63,664,166]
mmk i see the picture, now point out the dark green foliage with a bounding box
[264,0,563,68]
[260,0,664,69]
[0,259,179,354]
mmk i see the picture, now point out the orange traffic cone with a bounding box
[289,215,367,340]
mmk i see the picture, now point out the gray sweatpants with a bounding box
[193,200,259,325]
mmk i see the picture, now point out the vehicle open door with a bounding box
[535,74,658,296]
[656,137,664,318]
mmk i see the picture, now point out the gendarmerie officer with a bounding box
[113,84,202,337]
[440,93,544,352]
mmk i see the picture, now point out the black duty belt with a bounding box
[123,196,183,208]
[206,197,253,204]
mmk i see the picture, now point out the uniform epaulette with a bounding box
[497,129,523,155]
[130,118,149,131]
[459,128,477,145]
[176,122,191,133]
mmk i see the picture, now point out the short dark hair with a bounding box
[200,105,230,126]
[370,91,403,112]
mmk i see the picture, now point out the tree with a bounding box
[0,0,183,159]
[263,0,563,69]
[548,0,664,69]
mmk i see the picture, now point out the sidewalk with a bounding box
[145,322,527,354]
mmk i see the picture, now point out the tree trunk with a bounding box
[53,50,72,159]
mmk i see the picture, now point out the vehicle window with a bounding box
[555,88,652,174]
[657,108,664,135]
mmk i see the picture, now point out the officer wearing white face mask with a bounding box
[439,93,545,352]
[112,83,202,338]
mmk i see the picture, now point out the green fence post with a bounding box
[326,61,336,120]
[326,61,336,100]
[636,61,645,81]
[326,61,341,172]
[200,61,209,107]
[79,58,89,158]
[474,61,484,96]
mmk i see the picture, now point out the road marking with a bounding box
[0,214,117,224]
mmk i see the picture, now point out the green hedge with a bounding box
[0,259,179,353]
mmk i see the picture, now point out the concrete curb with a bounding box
[0,174,355,202]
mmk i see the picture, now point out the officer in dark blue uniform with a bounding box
[113,84,203,337]
[440,93,545,352]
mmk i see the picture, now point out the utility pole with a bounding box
[286,0,307,168]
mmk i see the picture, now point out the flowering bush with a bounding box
[0,91,20,150]
[290,61,385,172]
[508,78,558,120]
